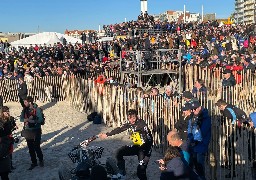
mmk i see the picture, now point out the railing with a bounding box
[136,29,169,36]
[64,77,255,180]
[0,65,255,179]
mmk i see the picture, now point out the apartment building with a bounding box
[235,0,255,24]
[153,10,200,23]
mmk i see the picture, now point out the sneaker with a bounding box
[28,163,38,170]
[111,173,126,180]
[39,160,44,167]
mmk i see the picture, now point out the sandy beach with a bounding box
[6,101,162,180]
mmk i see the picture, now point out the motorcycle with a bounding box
[58,135,123,180]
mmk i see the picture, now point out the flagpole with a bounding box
[184,5,186,23]
[202,5,204,22]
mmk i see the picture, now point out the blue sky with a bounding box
[1,0,234,33]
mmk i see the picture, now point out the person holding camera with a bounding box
[157,146,200,180]
[20,96,44,170]
[0,106,16,180]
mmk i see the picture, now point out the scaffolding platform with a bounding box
[120,49,182,92]
[122,69,178,75]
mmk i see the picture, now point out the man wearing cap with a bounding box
[222,69,236,87]
[243,57,255,73]
[182,91,199,106]
[221,69,236,103]
[189,101,211,180]
[175,103,193,140]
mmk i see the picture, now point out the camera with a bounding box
[13,135,19,143]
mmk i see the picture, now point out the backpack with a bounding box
[87,112,98,122]
[226,108,237,124]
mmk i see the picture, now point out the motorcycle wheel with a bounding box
[58,165,72,180]
[105,157,119,175]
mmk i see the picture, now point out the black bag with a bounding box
[21,129,40,140]
[87,112,98,122]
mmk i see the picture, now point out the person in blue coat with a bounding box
[248,112,256,128]
[189,101,211,180]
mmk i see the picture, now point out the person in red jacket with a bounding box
[191,39,197,49]
[226,61,243,84]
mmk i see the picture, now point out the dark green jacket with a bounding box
[20,104,43,130]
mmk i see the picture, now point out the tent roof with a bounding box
[11,32,82,47]
[55,33,82,44]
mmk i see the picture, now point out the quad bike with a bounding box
[58,135,123,180]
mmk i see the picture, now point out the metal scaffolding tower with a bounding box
[120,49,183,93]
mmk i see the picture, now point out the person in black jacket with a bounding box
[98,109,153,180]
[215,99,247,125]
[221,69,236,103]
[174,103,193,140]
[1,106,16,171]
[17,77,27,108]
[215,99,247,178]
[81,32,87,45]
[0,106,16,180]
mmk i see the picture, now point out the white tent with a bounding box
[55,33,82,44]
[11,32,62,48]
[11,32,82,48]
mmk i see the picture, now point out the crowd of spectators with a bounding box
[0,42,121,81]
[0,12,255,87]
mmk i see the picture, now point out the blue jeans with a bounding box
[193,152,206,180]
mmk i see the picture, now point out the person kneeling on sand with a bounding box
[98,109,153,180]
